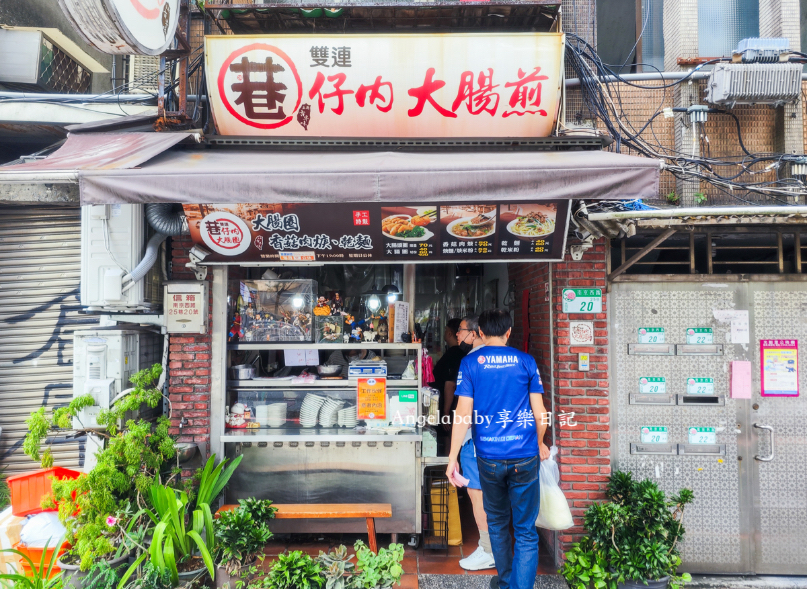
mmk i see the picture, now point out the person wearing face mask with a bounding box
[455,315,497,571]
[432,318,468,443]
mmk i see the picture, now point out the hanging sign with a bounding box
[688,427,716,445]
[686,378,715,395]
[641,426,668,444]
[639,377,666,394]
[205,33,563,138]
[638,327,664,343]
[561,289,603,314]
[686,328,713,344]
[357,377,387,420]
[760,339,799,397]
[183,202,570,263]
[59,0,180,55]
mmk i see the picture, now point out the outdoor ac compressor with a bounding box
[72,328,163,430]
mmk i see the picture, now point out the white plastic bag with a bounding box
[534,446,575,530]
[19,512,66,548]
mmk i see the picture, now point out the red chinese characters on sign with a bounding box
[204,217,245,250]
[452,69,500,116]
[356,76,394,112]
[407,68,457,119]
[168,294,200,317]
[353,211,370,226]
[309,72,354,115]
[503,67,549,117]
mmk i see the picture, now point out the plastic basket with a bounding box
[7,467,81,517]
[422,466,449,550]
[14,542,68,579]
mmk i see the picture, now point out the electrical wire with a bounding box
[565,35,807,206]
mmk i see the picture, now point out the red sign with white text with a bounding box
[205,33,563,138]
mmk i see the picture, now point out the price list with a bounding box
[384,240,435,259]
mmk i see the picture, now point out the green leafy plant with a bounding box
[25,365,174,572]
[317,545,354,589]
[215,507,273,574]
[351,541,404,589]
[195,454,244,509]
[0,469,9,512]
[0,541,63,589]
[83,558,124,589]
[560,471,694,589]
[121,483,216,588]
[694,192,707,205]
[665,191,680,206]
[119,561,173,589]
[262,551,323,589]
[236,497,278,525]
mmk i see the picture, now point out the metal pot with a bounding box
[175,442,197,464]
[59,553,130,589]
[316,365,343,377]
[230,364,255,380]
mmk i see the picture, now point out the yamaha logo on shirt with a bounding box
[478,354,519,369]
[477,355,486,364]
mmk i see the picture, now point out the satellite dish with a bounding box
[58,0,180,55]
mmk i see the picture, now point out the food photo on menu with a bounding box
[439,205,497,240]
[380,206,437,241]
[498,203,558,254]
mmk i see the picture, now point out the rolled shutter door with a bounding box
[0,206,97,475]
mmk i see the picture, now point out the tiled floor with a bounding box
[261,487,557,588]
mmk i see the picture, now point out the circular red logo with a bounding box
[217,43,302,130]
[129,0,167,19]
[206,217,243,249]
[477,355,486,364]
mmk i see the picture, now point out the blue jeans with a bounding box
[477,455,540,589]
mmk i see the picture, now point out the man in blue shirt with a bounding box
[446,309,550,589]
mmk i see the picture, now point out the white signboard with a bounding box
[641,426,668,444]
[639,377,666,394]
[688,427,716,445]
[205,33,564,138]
[686,328,713,344]
[59,0,180,55]
[569,321,595,345]
[686,378,714,395]
[561,289,603,314]
[638,327,665,343]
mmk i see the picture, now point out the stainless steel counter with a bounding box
[221,428,422,443]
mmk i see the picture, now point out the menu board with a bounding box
[183,201,570,263]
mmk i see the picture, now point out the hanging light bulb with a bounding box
[292,295,304,309]
[382,284,400,304]
[367,295,381,312]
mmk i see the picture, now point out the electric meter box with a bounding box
[72,329,163,429]
[80,204,163,312]
[164,281,209,334]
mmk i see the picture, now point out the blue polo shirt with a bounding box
[455,346,543,460]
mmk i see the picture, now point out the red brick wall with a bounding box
[168,236,213,453]
[508,238,611,559]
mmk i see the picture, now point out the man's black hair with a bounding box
[446,318,462,337]
[463,315,480,335]
[478,309,512,337]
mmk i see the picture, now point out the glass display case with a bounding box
[229,280,317,342]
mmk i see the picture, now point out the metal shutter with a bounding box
[0,206,97,475]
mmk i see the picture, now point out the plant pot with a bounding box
[178,556,212,584]
[59,552,131,589]
[7,467,81,516]
[617,576,670,589]
[215,565,262,589]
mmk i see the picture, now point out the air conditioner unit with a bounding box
[705,63,802,108]
[72,329,163,430]
[0,28,92,94]
[81,204,163,311]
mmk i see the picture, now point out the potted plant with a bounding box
[560,471,694,589]
[214,499,276,588]
[21,365,177,587]
[350,541,404,589]
[0,543,63,589]
[261,551,324,589]
[317,545,354,589]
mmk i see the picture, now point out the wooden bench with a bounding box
[217,503,392,553]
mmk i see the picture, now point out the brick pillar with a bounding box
[508,238,611,561]
[169,236,214,459]
[551,240,610,558]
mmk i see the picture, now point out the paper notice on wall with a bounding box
[730,361,752,399]
[713,309,749,344]
[284,349,318,366]
[390,301,410,343]
[239,282,251,303]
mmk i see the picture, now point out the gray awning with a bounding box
[2,132,190,172]
[77,148,661,204]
